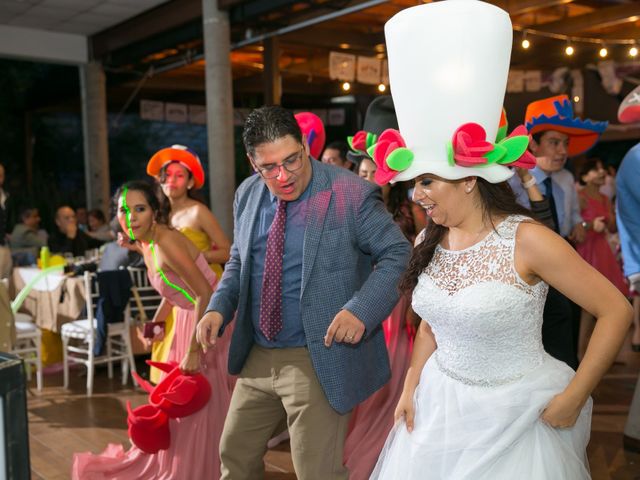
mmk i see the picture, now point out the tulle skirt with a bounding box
[371,354,592,479]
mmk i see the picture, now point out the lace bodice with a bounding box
[413,215,549,386]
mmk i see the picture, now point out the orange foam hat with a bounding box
[147,145,205,189]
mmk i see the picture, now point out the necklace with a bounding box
[149,240,196,305]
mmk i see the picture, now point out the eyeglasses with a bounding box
[253,147,305,179]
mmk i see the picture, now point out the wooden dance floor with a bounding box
[26,338,640,480]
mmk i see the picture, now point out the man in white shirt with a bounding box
[509,95,608,370]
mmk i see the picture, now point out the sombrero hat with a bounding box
[147,145,205,189]
[525,95,608,157]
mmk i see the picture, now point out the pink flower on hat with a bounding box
[447,123,536,171]
[369,129,414,185]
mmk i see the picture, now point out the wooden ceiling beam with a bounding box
[534,3,640,34]
[280,28,385,52]
[494,0,575,16]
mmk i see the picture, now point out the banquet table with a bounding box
[12,267,86,365]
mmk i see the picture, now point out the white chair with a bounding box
[61,271,137,396]
[12,312,43,392]
[0,278,42,391]
[126,267,162,323]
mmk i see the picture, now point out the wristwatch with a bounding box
[581,221,589,230]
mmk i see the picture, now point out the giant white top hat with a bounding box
[372,0,535,185]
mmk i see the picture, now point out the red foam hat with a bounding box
[295,112,326,159]
[133,360,211,419]
[126,402,170,454]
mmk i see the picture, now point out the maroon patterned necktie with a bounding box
[259,199,287,340]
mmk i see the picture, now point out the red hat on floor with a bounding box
[126,402,170,454]
[133,360,211,419]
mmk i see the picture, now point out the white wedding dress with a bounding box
[371,215,591,479]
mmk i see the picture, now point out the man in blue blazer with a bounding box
[197,105,411,479]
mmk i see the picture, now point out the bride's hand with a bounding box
[179,350,200,374]
[394,390,416,433]
[540,391,584,428]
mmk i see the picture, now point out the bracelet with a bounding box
[521,177,537,189]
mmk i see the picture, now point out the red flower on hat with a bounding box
[348,130,378,154]
[447,123,535,171]
[450,123,494,167]
[370,129,414,185]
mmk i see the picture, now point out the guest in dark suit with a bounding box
[196,105,411,479]
[48,205,101,256]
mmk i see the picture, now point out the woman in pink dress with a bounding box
[576,158,629,359]
[73,181,230,479]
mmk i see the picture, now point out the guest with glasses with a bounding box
[196,105,410,479]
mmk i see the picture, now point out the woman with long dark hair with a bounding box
[72,181,230,479]
[145,145,231,384]
[371,2,631,478]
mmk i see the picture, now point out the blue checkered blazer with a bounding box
[207,160,411,414]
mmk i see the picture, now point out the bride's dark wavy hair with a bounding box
[399,177,532,294]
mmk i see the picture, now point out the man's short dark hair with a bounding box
[325,141,349,162]
[19,206,36,221]
[242,105,302,157]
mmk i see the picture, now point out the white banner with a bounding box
[381,59,389,86]
[524,70,542,92]
[140,99,164,121]
[329,51,356,81]
[165,103,188,123]
[357,56,381,85]
[507,70,524,93]
[189,105,207,125]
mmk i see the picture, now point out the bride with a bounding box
[369,1,632,478]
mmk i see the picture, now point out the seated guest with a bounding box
[9,206,47,255]
[86,208,114,242]
[321,140,356,171]
[49,205,101,256]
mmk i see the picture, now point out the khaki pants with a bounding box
[220,345,351,480]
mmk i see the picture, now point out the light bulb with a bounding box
[599,46,608,58]
[342,81,351,92]
[522,38,530,49]
[377,83,386,93]
[630,46,638,57]
[565,45,574,56]
[574,96,580,103]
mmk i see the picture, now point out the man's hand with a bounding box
[324,310,365,347]
[196,311,224,351]
[569,223,586,244]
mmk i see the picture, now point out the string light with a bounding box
[377,83,386,93]
[512,25,637,60]
[342,81,351,92]
[565,41,575,56]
